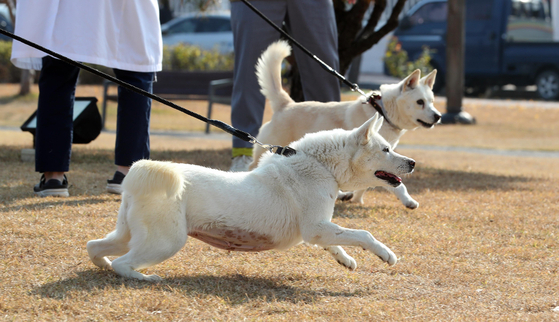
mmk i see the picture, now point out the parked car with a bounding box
[0,4,13,42]
[391,0,559,100]
[161,12,233,54]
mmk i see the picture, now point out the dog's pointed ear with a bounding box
[373,113,384,133]
[402,69,421,92]
[356,113,382,144]
[421,69,437,89]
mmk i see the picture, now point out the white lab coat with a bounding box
[11,0,162,72]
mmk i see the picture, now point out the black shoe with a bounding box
[106,171,126,194]
[34,174,69,197]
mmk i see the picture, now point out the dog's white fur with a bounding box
[251,41,440,208]
[87,114,415,281]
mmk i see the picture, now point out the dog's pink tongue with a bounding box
[374,171,402,183]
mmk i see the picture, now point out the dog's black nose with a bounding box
[409,159,415,169]
[433,113,441,123]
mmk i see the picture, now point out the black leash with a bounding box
[240,0,400,128]
[0,28,296,157]
[240,0,368,98]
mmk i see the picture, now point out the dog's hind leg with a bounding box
[87,231,130,270]
[87,197,133,269]
[325,246,356,270]
[385,183,418,209]
[337,191,354,202]
[110,204,188,281]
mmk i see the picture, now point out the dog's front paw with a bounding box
[376,247,397,266]
[326,246,357,270]
[404,199,419,209]
[392,185,418,209]
[337,256,357,270]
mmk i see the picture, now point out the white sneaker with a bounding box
[229,155,253,172]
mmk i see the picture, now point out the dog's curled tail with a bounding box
[123,160,185,199]
[256,40,294,113]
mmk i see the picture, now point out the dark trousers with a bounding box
[35,56,154,172]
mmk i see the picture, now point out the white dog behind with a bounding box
[250,41,440,208]
[87,114,415,281]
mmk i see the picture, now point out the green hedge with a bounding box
[162,44,234,72]
[0,41,234,84]
[384,38,433,79]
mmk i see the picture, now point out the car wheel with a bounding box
[535,70,559,100]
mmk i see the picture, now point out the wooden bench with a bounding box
[101,70,233,133]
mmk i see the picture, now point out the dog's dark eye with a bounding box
[417,99,424,105]
[383,147,390,153]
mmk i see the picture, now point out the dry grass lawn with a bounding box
[1,84,559,321]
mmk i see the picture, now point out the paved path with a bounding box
[397,144,559,158]
[5,125,557,158]
[4,88,558,158]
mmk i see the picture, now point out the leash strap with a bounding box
[241,0,390,132]
[0,28,296,157]
[240,0,367,97]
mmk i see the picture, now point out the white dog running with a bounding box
[250,41,440,208]
[87,114,415,281]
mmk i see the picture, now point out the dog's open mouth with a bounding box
[417,119,435,128]
[375,170,402,187]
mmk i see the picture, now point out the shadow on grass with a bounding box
[403,167,533,193]
[333,203,391,219]
[0,197,111,213]
[32,270,363,304]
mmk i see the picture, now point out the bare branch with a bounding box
[337,0,371,51]
[339,0,407,72]
[357,0,386,40]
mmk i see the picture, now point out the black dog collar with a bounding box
[367,92,400,130]
[274,146,297,157]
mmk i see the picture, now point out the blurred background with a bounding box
[0,0,557,101]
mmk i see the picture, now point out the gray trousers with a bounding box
[230,0,341,149]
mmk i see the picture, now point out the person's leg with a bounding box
[34,56,79,196]
[286,0,341,102]
[107,69,154,194]
[113,69,154,171]
[229,0,287,170]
